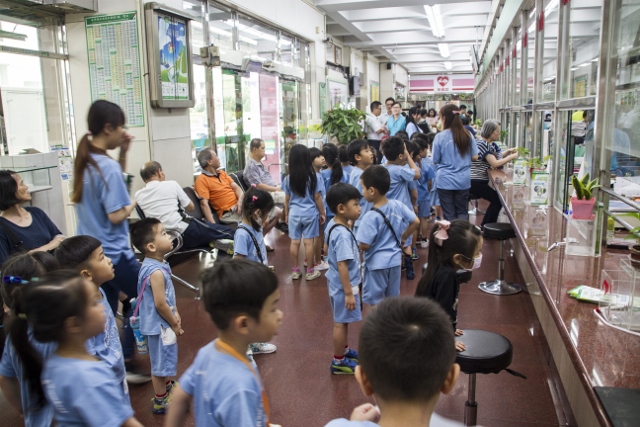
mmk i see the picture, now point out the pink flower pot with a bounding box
[571,197,596,220]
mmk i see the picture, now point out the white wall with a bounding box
[379,63,394,103]
[66,0,194,194]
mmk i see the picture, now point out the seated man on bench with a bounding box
[135,161,234,253]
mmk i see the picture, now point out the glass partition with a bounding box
[208,4,234,50]
[526,9,536,102]
[515,30,522,104]
[539,0,560,102]
[237,16,278,58]
[559,0,603,99]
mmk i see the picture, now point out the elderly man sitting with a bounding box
[244,138,288,233]
[194,147,282,237]
[134,161,234,253]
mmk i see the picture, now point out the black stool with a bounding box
[455,330,516,426]
[478,223,522,295]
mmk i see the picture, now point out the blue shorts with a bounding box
[430,190,440,207]
[289,215,319,240]
[328,280,362,323]
[147,334,177,377]
[418,199,431,218]
[362,265,401,305]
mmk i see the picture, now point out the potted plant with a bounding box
[570,173,600,219]
[320,104,366,145]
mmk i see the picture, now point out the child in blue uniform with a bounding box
[310,147,329,271]
[356,166,419,306]
[323,297,461,427]
[321,143,350,226]
[166,259,283,427]
[283,144,326,281]
[324,183,363,375]
[130,218,184,414]
[55,236,129,397]
[24,271,142,426]
[347,139,374,235]
[234,187,278,358]
[415,136,436,247]
[0,252,59,427]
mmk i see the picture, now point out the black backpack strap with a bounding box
[237,224,264,264]
[0,218,25,252]
[327,223,358,249]
[371,207,402,249]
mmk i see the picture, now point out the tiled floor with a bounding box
[0,209,571,427]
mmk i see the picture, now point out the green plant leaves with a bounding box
[320,103,366,145]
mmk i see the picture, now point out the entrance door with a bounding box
[259,73,282,182]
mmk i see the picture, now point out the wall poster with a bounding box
[85,12,144,127]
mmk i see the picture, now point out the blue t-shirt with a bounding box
[75,153,133,263]
[325,413,465,427]
[349,167,373,229]
[0,331,56,427]
[418,159,436,200]
[137,258,176,336]
[42,354,133,427]
[324,219,361,286]
[342,165,354,178]
[432,129,478,190]
[356,200,416,270]
[179,341,267,427]
[0,206,62,266]
[282,175,321,218]
[386,115,406,136]
[85,288,125,385]
[321,168,350,218]
[384,164,416,209]
[234,224,267,265]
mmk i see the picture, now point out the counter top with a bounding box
[489,169,640,427]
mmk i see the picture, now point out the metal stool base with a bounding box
[478,279,523,295]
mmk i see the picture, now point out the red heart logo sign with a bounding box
[437,76,449,87]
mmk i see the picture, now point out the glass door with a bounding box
[259,73,281,183]
[280,79,299,178]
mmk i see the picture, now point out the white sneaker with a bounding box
[315,260,329,271]
[420,239,429,248]
[249,342,277,354]
[306,270,321,281]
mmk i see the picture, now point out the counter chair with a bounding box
[478,223,522,295]
[455,329,526,426]
[229,170,250,192]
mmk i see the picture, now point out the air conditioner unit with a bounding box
[44,0,97,12]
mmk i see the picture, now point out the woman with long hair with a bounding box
[470,120,519,228]
[432,104,479,220]
[405,106,423,139]
[426,108,438,127]
[72,100,141,378]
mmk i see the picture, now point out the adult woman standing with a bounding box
[426,108,438,127]
[386,102,406,136]
[405,106,423,139]
[72,100,141,376]
[0,170,64,265]
[432,104,478,220]
[470,120,519,228]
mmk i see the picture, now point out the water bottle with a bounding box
[607,216,615,242]
[129,298,148,354]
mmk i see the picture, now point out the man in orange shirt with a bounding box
[194,148,281,235]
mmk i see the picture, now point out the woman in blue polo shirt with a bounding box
[432,104,479,221]
[386,102,406,136]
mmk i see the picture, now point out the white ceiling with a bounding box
[315,0,496,74]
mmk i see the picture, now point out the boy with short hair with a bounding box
[348,139,374,235]
[324,182,363,375]
[324,297,461,427]
[382,136,421,279]
[356,166,419,306]
[130,218,184,414]
[165,259,283,427]
[415,136,436,247]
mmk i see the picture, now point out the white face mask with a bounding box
[472,253,483,270]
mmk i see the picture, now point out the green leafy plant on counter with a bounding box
[320,104,366,145]
[571,173,600,200]
[516,147,530,158]
[475,119,483,128]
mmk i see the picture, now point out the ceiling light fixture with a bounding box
[438,43,450,58]
[444,61,453,70]
[424,5,445,38]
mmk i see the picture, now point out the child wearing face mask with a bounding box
[414,220,482,352]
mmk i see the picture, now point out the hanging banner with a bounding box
[434,75,453,92]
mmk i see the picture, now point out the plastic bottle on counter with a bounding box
[607,216,615,242]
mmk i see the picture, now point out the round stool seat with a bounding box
[482,223,516,240]
[455,330,513,374]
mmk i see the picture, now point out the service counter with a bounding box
[489,169,640,427]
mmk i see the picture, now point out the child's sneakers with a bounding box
[166,380,178,394]
[152,393,172,414]
[331,357,358,375]
[292,267,302,280]
[344,347,359,362]
[315,260,330,271]
[420,238,429,248]
[210,239,234,255]
[249,342,277,354]
[306,269,321,281]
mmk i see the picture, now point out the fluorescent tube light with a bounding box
[239,36,258,46]
[444,61,452,70]
[424,5,445,38]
